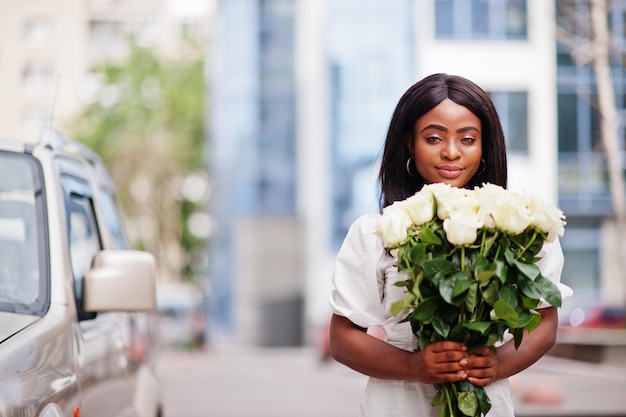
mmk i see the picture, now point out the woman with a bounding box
[328,73,572,416]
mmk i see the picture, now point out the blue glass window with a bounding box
[490,91,528,153]
[436,0,527,40]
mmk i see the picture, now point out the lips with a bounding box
[436,165,463,178]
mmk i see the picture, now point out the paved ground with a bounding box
[155,345,366,417]
[510,355,626,416]
[155,345,626,417]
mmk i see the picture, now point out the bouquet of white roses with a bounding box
[374,183,566,417]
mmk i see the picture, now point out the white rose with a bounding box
[443,210,482,246]
[374,202,413,247]
[524,194,566,242]
[402,190,435,226]
[490,191,532,234]
[473,183,507,229]
[423,183,469,220]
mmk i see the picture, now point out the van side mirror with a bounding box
[83,250,157,312]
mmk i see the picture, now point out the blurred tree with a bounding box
[557,0,626,312]
[71,40,209,283]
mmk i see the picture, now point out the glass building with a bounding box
[327,0,415,248]
[555,0,626,303]
[210,0,624,344]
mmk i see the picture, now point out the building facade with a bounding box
[296,0,568,342]
[0,0,87,141]
[211,0,624,342]
[0,0,212,141]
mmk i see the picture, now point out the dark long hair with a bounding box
[378,73,508,209]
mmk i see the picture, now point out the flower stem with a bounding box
[444,384,455,417]
[516,229,538,260]
[461,247,465,272]
[480,229,486,254]
[494,242,501,263]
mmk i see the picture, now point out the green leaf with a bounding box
[389,299,406,317]
[475,386,492,415]
[492,300,520,328]
[514,260,541,280]
[499,285,519,309]
[439,272,466,305]
[518,279,543,301]
[465,335,490,352]
[494,260,508,284]
[512,327,524,349]
[432,314,451,338]
[484,331,500,347]
[432,386,446,406]
[390,291,416,317]
[474,253,488,268]
[517,311,539,328]
[452,279,471,298]
[519,275,563,307]
[448,323,467,343]
[522,295,540,309]
[419,224,443,245]
[481,280,500,305]
[523,311,543,333]
[535,276,563,307]
[462,321,492,335]
[410,296,438,321]
[465,282,479,313]
[458,391,479,417]
[406,242,427,265]
[423,258,456,280]
[475,258,497,283]
[393,279,411,288]
[504,246,516,265]
[439,303,461,323]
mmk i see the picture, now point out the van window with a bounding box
[0,152,47,315]
[68,194,102,320]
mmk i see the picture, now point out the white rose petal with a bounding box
[443,211,482,246]
[374,203,413,247]
[524,194,566,242]
[473,183,507,229]
[402,190,435,226]
[490,191,532,234]
[423,183,469,220]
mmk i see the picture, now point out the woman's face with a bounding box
[410,98,483,188]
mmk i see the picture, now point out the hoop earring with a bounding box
[477,158,486,176]
[406,157,415,176]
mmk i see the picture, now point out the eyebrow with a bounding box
[420,124,480,134]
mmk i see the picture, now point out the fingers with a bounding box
[418,342,498,386]
[428,341,468,353]
[419,342,470,383]
[461,347,498,386]
[466,368,497,387]
[423,342,469,367]
[467,376,494,387]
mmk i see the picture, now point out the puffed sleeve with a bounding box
[329,214,387,329]
[535,237,573,308]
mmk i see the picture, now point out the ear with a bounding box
[404,133,414,155]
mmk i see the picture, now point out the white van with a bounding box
[0,128,162,417]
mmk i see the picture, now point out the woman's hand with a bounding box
[460,346,498,387]
[330,314,471,383]
[417,341,470,384]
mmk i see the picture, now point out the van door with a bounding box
[63,174,137,417]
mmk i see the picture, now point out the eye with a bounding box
[461,137,476,144]
[426,135,442,143]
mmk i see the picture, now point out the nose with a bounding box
[442,141,460,160]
